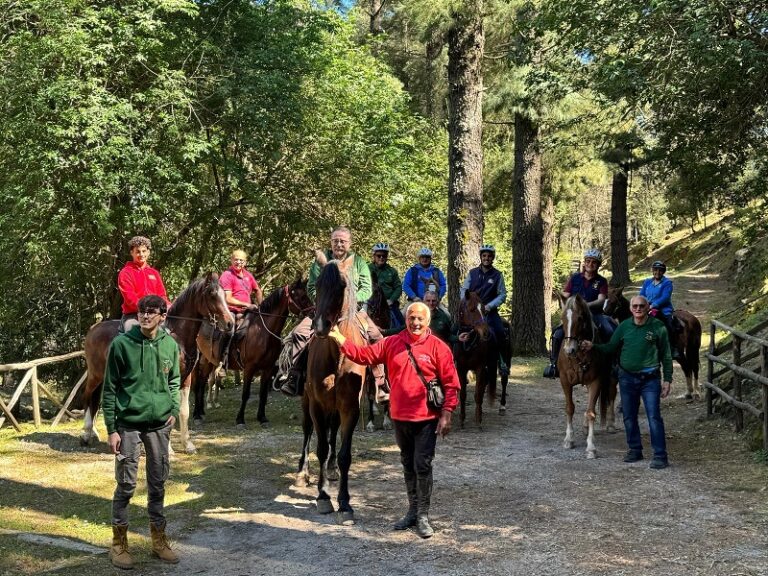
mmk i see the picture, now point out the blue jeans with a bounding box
[618,368,668,461]
[486,310,506,346]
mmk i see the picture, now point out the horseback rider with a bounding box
[402,248,447,302]
[280,226,389,401]
[543,248,615,378]
[369,242,405,330]
[117,236,170,332]
[639,260,679,359]
[461,244,509,376]
[217,249,264,373]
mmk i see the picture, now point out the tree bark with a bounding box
[510,112,546,355]
[542,192,555,339]
[369,0,384,35]
[446,0,484,317]
[610,163,631,287]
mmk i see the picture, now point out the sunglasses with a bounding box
[630,304,647,310]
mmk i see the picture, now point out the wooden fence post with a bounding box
[31,366,41,428]
[733,336,743,432]
[707,322,716,416]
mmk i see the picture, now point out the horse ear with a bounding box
[315,250,328,266]
[617,286,624,296]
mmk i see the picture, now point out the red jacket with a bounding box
[118,261,169,314]
[341,329,459,421]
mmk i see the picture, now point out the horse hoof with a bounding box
[564,441,575,450]
[236,423,246,430]
[316,499,334,514]
[365,421,375,433]
[337,510,355,526]
[259,421,270,429]
[185,444,197,455]
[215,402,221,408]
[295,475,309,488]
[193,418,204,427]
[586,451,597,460]
[499,405,506,414]
[327,470,340,482]
[693,393,701,401]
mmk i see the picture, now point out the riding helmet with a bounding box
[651,260,667,273]
[480,244,496,255]
[583,248,602,263]
[418,247,433,257]
[372,242,390,254]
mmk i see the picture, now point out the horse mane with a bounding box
[258,284,284,314]
[168,276,209,316]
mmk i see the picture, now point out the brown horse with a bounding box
[604,286,702,399]
[454,291,501,428]
[296,255,367,525]
[81,273,234,453]
[558,294,616,459]
[363,272,391,432]
[193,276,312,428]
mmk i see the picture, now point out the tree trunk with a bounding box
[610,163,631,287]
[424,27,444,121]
[446,0,484,317]
[510,112,546,355]
[542,192,555,339]
[369,0,384,35]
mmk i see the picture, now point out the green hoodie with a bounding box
[102,326,181,434]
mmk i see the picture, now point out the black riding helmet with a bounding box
[651,260,666,274]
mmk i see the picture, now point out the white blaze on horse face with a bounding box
[563,308,577,356]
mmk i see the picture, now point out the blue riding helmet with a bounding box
[418,248,433,258]
[584,248,602,263]
[651,260,666,273]
[480,244,496,255]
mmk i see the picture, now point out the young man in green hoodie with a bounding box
[102,295,181,569]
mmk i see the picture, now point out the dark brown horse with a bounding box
[454,291,502,427]
[604,286,702,399]
[558,294,616,459]
[296,255,367,525]
[81,273,234,453]
[193,276,312,427]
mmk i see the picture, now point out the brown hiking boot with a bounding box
[150,521,180,564]
[109,525,134,570]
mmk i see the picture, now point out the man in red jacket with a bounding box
[117,236,170,331]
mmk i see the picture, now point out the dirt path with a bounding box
[152,272,768,576]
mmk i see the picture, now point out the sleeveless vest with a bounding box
[467,267,501,305]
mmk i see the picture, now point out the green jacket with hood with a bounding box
[102,326,181,434]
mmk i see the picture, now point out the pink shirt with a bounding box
[220,267,260,313]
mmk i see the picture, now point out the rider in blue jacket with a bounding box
[402,248,447,301]
[639,260,679,359]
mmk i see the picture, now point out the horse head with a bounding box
[287,274,313,318]
[561,295,593,357]
[168,272,234,332]
[604,286,629,322]
[458,290,490,341]
[312,258,352,337]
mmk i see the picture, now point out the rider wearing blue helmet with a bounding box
[544,248,615,378]
[402,248,447,302]
[462,244,509,375]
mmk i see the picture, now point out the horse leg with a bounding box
[458,368,468,428]
[363,371,375,432]
[79,381,102,446]
[381,402,392,430]
[296,393,314,487]
[474,368,485,427]
[235,365,257,428]
[326,411,340,482]
[335,404,360,526]
[179,382,196,454]
[193,361,213,426]
[256,369,271,427]
[584,380,599,459]
[312,409,334,515]
[562,383,575,449]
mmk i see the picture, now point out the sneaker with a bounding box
[649,458,669,470]
[623,450,643,463]
[542,363,558,379]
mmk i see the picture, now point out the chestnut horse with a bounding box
[454,291,508,427]
[296,255,367,525]
[193,276,312,428]
[558,294,616,459]
[604,286,702,399]
[81,273,234,453]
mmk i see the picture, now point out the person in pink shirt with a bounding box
[329,301,459,539]
[117,236,169,332]
[217,249,264,372]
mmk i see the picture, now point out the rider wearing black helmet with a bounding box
[544,248,615,378]
[639,260,679,359]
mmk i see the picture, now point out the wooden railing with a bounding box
[0,352,87,432]
[704,319,768,451]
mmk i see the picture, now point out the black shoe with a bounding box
[623,450,643,463]
[649,458,669,470]
[280,375,298,397]
[393,510,417,531]
[672,350,681,361]
[543,363,558,379]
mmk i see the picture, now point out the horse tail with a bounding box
[687,315,702,378]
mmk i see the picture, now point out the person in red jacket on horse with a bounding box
[117,236,170,332]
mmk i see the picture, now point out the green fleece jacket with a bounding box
[308,251,372,303]
[368,262,402,303]
[102,326,181,434]
[594,316,673,382]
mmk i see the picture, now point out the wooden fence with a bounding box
[0,351,87,432]
[704,319,768,451]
